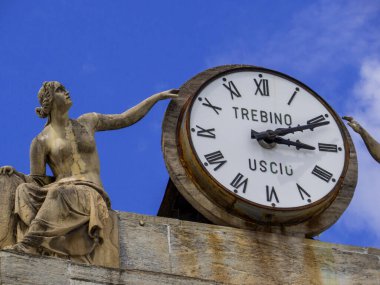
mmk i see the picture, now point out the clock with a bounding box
[162,65,357,237]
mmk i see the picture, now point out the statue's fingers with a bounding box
[161,89,179,95]
[161,92,179,99]
[342,116,353,122]
[169,89,179,94]
[160,89,177,94]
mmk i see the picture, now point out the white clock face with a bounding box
[189,70,346,209]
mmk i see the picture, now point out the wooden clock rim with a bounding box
[183,65,351,212]
[162,64,358,237]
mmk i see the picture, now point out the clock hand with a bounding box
[273,137,315,150]
[251,121,329,141]
[251,129,278,141]
[275,121,330,137]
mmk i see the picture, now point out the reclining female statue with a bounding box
[0,81,177,263]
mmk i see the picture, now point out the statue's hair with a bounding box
[35,81,61,122]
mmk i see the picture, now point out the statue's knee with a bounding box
[57,185,70,195]
[46,185,62,199]
[46,185,76,201]
[15,183,36,198]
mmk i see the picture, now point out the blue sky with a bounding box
[1,0,380,248]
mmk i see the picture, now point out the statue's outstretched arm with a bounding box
[79,89,178,132]
[343,116,380,163]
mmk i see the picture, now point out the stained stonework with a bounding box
[1,211,379,285]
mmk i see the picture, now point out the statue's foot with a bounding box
[2,242,37,254]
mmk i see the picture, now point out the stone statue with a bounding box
[0,81,178,265]
[343,116,380,162]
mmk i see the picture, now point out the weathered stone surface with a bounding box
[119,212,172,273]
[0,250,69,284]
[0,174,24,248]
[0,251,218,285]
[118,212,379,285]
[1,211,379,284]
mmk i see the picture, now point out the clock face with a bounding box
[188,69,347,209]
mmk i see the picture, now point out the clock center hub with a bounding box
[258,138,277,149]
[253,129,277,149]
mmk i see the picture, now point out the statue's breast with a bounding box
[71,120,97,154]
[50,138,72,162]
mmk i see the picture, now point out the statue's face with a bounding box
[53,84,72,111]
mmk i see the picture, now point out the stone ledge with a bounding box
[0,251,220,285]
[1,211,379,285]
[118,212,379,285]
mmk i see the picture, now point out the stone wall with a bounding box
[1,211,379,284]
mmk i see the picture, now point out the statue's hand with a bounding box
[155,89,179,100]
[0,166,16,176]
[342,116,363,134]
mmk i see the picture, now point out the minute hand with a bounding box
[253,121,330,140]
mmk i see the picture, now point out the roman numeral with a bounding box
[254,77,270,96]
[307,115,327,125]
[202,98,222,115]
[266,185,279,204]
[312,165,333,182]
[318,143,338,152]
[296,183,311,203]
[230,173,248,193]
[222,78,242,100]
[287,87,300,105]
[204,151,227,171]
[195,125,216,139]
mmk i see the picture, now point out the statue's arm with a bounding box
[0,138,53,185]
[29,137,54,186]
[78,89,178,132]
[343,116,380,163]
[358,128,380,163]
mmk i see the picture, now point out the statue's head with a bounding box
[36,81,72,124]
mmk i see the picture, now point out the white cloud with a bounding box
[343,58,380,241]
[352,59,380,125]
[206,0,380,77]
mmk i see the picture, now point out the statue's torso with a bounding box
[41,119,103,186]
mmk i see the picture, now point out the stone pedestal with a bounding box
[1,211,379,284]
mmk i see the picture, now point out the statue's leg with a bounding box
[0,174,26,248]
[16,183,108,258]
[14,182,48,242]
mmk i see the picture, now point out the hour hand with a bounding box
[251,129,277,141]
[273,137,315,150]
